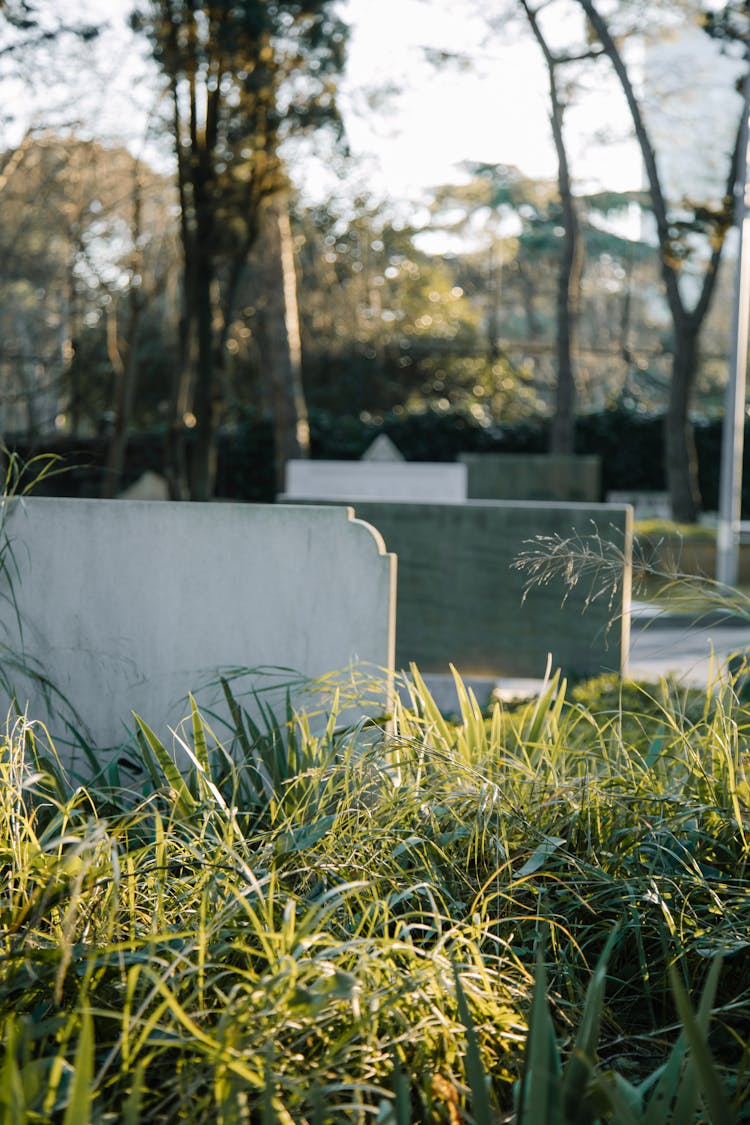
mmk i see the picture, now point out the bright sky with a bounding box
[339,0,641,200]
[8,0,741,220]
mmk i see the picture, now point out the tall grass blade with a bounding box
[389,1049,411,1125]
[121,1059,147,1125]
[190,693,211,774]
[133,713,197,817]
[562,925,620,1119]
[668,959,735,1125]
[62,1010,94,1125]
[519,950,563,1125]
[0,1018,26,1125]
[453,964,493,1125]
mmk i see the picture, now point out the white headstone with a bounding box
[118,471,170,501]
[607,490,670,520]
[281,460,467,502]
[0,498,396,765]
[361,434,405,462]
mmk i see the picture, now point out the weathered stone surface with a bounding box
[0,499,396,762]
[118,471,170,501]
[282,460,467,502]
[360,435,405,462]
[348,500,631,679]
[460,454,601,503]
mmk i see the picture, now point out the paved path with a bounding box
[628,607,750,686]
[416,605,750,712]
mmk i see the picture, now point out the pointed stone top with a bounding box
[361,434,405,462]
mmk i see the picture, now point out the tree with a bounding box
[133,0,347,499]
[101,157,178,497]
[253,192,309,492]
[517,0,586,454]
[425,164,658,422]
[0,134,177,444]
[577,0,744,521]
[422,4,598,453]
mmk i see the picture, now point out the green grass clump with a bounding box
[1,666,750,1122]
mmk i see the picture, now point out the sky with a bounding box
[338,0,641,199]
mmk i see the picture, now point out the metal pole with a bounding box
[717,63,750,586]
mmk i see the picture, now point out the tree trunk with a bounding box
[163,72,194,501]
[101,297,143,498]
[258,196,310,493]
[189,244,217,501]
[520,0,583,456]
[550,155,583,454]
[576,0,740,520]
[666,321,701,523]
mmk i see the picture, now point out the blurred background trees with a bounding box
[0,0,746,517]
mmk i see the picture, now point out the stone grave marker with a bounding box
[360,434,405,462]
[281,459,467,502]
[0,498,396,766]
[346,499,632,680]
[459,453,601,502]
[606,490,671,520]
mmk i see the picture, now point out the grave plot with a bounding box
[281,459,468,502]
[0,498,396,766]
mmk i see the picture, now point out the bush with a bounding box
[6,406,750,511]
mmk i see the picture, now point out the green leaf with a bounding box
[133,713,197,818]
[62,1010,94,1125]
[522,659,562,745]
[121,1059,147,1125]
[453,965,494,1125]
[0,1018,26,1125]
[669,959,735,1125]
[516,836,566,878]
[389,1049,411,1125]
[190,693,210,774]
[562,925,620,1120]
[521,950,563,1125]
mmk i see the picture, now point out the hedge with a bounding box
[3,406,745,514]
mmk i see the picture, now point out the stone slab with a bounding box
[460,453,601,502]
[0,498,396,764]
[361,435,405,462]
[346,500,631,680]
[607,490,671,520]
[281,460,467,502]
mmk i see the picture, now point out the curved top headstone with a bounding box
[0,498,396,765]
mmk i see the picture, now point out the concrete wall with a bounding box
[282,460,467,502]
[0,499,396,762]
[459,454,601,503]
[347,500,631,679]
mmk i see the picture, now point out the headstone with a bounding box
[606,490,671,520]
[0,499,396,765]
[118,471,170,501]
[346,500,632,680]
[281,460,467,502]
[459,454,601,503]
[361,434,405,462]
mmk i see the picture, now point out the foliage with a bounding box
[131,0,348,498]
[9,404,750,514]
[1,648,750,1120]
[0,134,178,439]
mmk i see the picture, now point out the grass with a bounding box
[1,478,749,1122]
[2,664,750,1123]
